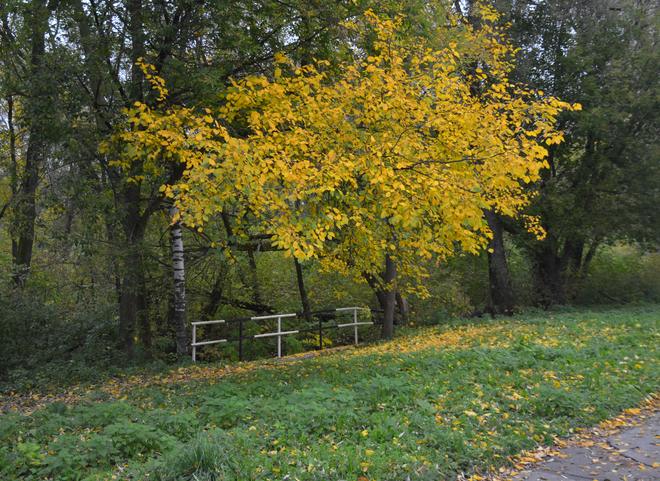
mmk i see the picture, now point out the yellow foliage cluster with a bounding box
[108,7,579,293]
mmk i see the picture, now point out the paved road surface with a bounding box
[513,413,660,481]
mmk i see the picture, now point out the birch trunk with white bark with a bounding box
[170,206,188,355]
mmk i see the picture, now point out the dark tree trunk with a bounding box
[247,249,266,313]
[103,208,122,308]
[533,236,592,307]
[119,245,140,356]
[6,95,17,259]
[294,258,312,322]
[12,1,48,287]
[562,238,584,275]
[533,243,566,307]
[118,182,145,356]
[13,141,40,286]
[201,271,225,321]
[580,240,600,278]
[220,212,268,315]
[561,237,587,301]
[117,0,149,357]
[395,292,409,324]
[72,0,111,134]
[137,267,151,353]
[485,210,515,315]
[365,260,400,335]
[127,0,145,103]
[381,255,397,339]
[372,285,387,313]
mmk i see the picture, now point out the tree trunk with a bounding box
[6,95,17,260]
[294,258,312,322]
[372,284,387,313]
[381,255,397,339]
[580,240,600,278]
[118,181,144,356]
[119,246,140,356]
[127,0,145,103]
[395,292,409,324]
[13,141,40,286]
[533,235,592,307]
[117,0,148,356]
[169,206,188,356]
[485,210,515,315]
[72,0,110,134]
[201,270,225,321]
[12,0,48,287]
[533,243,565,307]
[137,267,151,353]
[247,249,265,313]
[365,266,400,333]
[566,238,585,274]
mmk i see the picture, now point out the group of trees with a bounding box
[0,0,657,360]
[497,0,659,307]
[452,0,658,313]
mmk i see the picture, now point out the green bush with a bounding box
[145,409,200,440]
[40,433,115,480]
[575,245,660,304]
[0,289,121,389]
[200,396,254,429]
[103,421,177,459]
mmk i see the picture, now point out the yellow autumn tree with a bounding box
[110,6,579,338]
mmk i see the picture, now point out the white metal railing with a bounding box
[252,313,298,358]
[190,307,376,362]
[336,307,373,345]
[191,319,227,362]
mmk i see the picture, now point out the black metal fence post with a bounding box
[239,319,244,361]
[318,316,323,350]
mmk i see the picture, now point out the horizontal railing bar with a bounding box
[191,339,228,347]
[223,316,257,323]
[335,307,370,311]
[219,318,348,332]
[192,319,375,339]
[320,324,342,330]
[199,308,380,325]
[254,330,300,338]
[337,321,374,328]
[191,319,226,326]
[216,323,348,341]
[251,313,297,320]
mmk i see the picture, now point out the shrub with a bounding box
[199,396,254,429]
[146,429,251,481]
[40,433,115,480]
[102,421,176,459]
[575,245,660,304]
[0,289,120,389]
[145,409,200,440]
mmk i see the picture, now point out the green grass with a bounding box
[1,306,658,480]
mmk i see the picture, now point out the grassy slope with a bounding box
[1,306,658,481]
